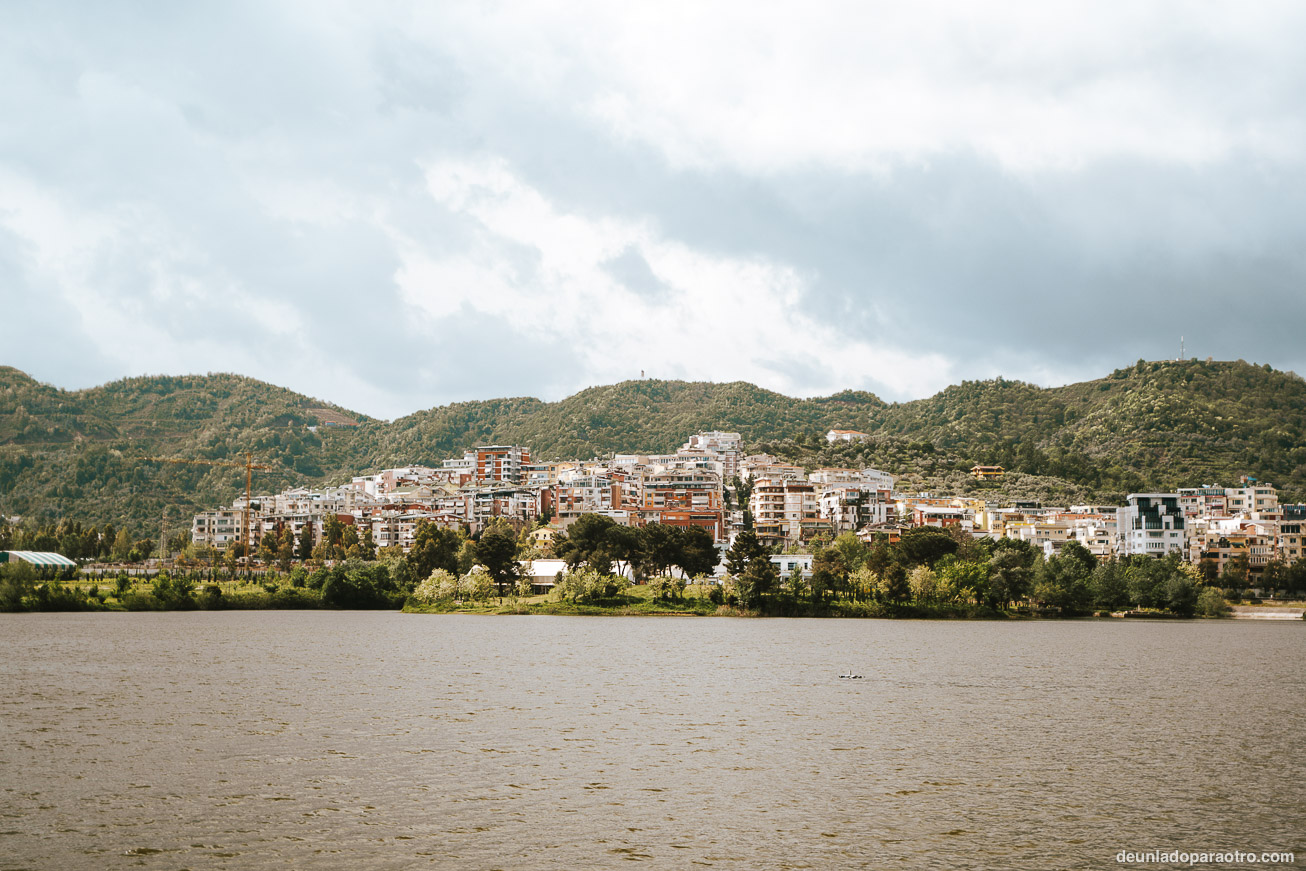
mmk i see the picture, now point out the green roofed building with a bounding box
[0,551,78,568]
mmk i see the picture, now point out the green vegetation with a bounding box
[398,513,1259,619]
[0,557,408,612]
[761,359,1306,503]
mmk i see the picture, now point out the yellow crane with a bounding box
[143,452,273,564]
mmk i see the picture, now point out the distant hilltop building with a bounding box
[970,465,1005,480]
[826,429,870,444]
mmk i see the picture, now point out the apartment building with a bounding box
[750,479,830,545]
[1117,494,1187,557]
[818,485,891,532]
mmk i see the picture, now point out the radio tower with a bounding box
[1179,336,1185,361]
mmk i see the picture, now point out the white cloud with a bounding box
[398,157,953,399]
[420,1,1306,174]
[0,169,303,379]
[3,2,1306,417]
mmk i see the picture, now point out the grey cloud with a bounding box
[3,2,1306,418]
[601,247,667,299]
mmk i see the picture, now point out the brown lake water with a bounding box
[1,612,1303,870]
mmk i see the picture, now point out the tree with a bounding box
[1059,540,1097,576]
[1090,559,1130,611]
[1196,586,1230,617]
[725,530,766,577]
[514,573,535,599]
[359,528,377,561]
[320,559,397,609]
[881,563,910,603]
[651,573,686,602]
[474,521,521,596]
[341,524,360,559]
[411,569,458,605]
[257,529,278,564]
[553,565,628,603]
[1287,559,1306,598]
[0,560,36,611]
[988,549,1031,609]
[323,515,345,560]
[1220,554,1250,595]
[277,527,295,573]
[1165,573,1198,617]
[100,523,116,560]
[938,557,989,605]
[558,514,617,570]
[908,565,938,603]
[676,526,718,578]
[785,563,809,602]
[1032,549,1092,613]
[602,525,642,577]
[407,523,461,579]
[111,528,133,562]
[810,548,848,603]
[897,528,959,567]
[638,523,684,577]
[831,532,867,572]
[297,522,316,562]
[735,558,777,608]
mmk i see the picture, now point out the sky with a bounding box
[3,2,1305,421]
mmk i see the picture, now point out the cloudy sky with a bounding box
[3,2,1305,420]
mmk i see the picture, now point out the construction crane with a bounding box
[142,452,273,564]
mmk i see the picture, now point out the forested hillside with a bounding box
[349,380,886,466]
[1,359,1302,537]
[0,367,368,534]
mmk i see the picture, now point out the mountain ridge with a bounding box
[2,359,1303,534]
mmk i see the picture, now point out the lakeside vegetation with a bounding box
[6,512,1285,618]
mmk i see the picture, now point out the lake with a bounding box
[1,612,1302,869]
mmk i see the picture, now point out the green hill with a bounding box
[1,359,1302,537]
[350,380,887,466]
[0,367,369,533]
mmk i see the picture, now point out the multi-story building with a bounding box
[741,461,806,482]
[1117,494,1186,557]
[554,474,619,518]
[818,485,891,532]
[750,479,829,545]
[808,467,895,491]
[681,431,743,480]
[472,445,532,484]
[1177,486,1228,519]
[641,469,722,513]
[192,509,245,551]
[1279,505,1305,564]
[1225,478,1279,515]
[914,505,973,532]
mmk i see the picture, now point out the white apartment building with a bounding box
[809,467,895,491]
[1117,494,1187,557]
[681,431,743,480]
[818,484,891,532]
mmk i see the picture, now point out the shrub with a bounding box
[411,569,458,604]
[1196,586,1230,618]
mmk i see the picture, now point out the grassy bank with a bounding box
[401,583,1014,619]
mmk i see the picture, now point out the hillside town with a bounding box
[189,429,1304,587]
